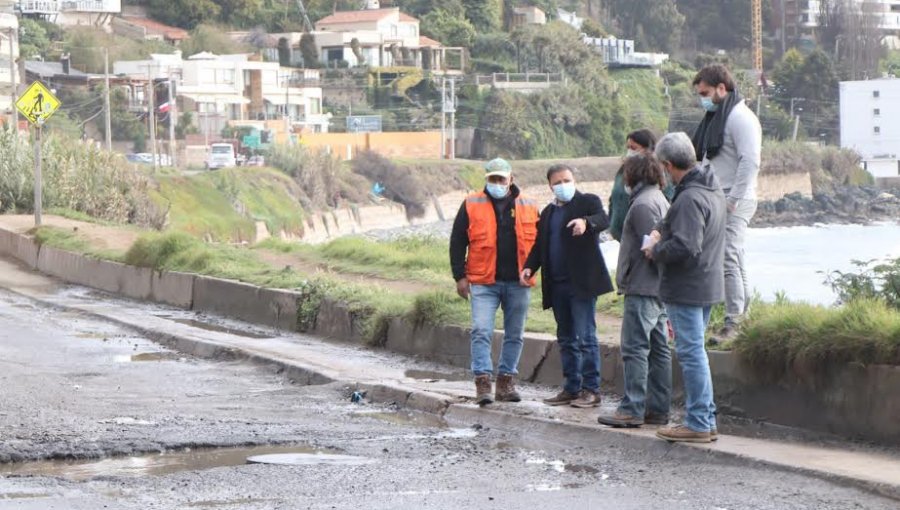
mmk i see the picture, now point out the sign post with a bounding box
[15,81,62,228]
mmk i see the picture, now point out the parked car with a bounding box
[206,143,237,170]
[127,153,172,166]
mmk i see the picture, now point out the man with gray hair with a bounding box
[643,132,727,443]
[692,64,762,343]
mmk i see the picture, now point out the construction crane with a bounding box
[751,0,763,75]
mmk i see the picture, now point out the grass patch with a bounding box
[734,298,900,379]
[32,226,124,261]
[152,167,307,243]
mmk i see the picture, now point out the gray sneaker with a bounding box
[542,390,577,406]
[597,411,644,428]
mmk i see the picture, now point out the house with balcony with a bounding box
[262,7,464,72]
[114,52,328,138]
[17,0,121,26]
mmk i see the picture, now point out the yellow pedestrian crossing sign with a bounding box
[16,81,62,126]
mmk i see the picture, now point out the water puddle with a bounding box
[0,444,342,481]
[404,369,469,382]
[114,352,183,363]
[351,410,448,429]
[156,316,274,339]
[0,493,50,500]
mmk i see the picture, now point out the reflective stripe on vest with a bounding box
[464,191,539,285]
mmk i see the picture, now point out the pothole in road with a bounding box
[155,316,274,339]
[351,409,449,428]
[113,352,184,363]
[0,444,362,481]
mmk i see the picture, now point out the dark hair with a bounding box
[546,163,574,182]
[622,153,666,189]
[692,64,736,92]
[626,129,657,151]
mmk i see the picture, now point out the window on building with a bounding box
[874,108,881,116]
[873,90,880,98]
[874,126,881,134]
[215,69,235,84]
[310,98,321,115]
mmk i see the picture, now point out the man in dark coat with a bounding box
[522,164,614,408]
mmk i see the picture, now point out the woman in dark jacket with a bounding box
[608,130,674,240]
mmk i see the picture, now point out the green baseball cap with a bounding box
[484,158,512,178]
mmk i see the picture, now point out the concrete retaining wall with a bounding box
[0,226,897,444]
[709,352,900,445]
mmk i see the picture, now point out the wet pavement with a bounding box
[0,289,898,509]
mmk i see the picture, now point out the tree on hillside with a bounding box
[422,9,476,48]
[463,0,502,32]
[217,0,265,27]
[18,18,51,60]
[607,0,684,52]
[771,49,840,141]
[180,24,249,57]
[819,0,883,80]
[144,0,221,29]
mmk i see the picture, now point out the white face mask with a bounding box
[626,149,639,158]
[624,185,633,195]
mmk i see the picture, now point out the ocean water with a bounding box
[599,223,900,305]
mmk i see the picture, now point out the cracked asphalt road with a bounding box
[0,289,896,510]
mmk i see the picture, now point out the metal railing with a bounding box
[475,72,564,86]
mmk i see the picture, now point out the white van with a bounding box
[206,143,237,170]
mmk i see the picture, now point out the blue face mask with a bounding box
[552,182,576,203]
[486,183,509,199]
[700,96,718,112]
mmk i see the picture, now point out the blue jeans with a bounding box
[550,282,600,395]
[470,281,531,376]
[618,295,672,419]
[665,303,716,432]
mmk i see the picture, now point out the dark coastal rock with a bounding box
[753,186,900,228]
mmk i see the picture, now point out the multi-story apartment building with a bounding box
[114,52,329,137]
[839,77,900,177]
[778,1,900,44]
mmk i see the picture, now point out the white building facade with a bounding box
[16,0,121,26]
[114,52,328,136]
[839,77,900,177]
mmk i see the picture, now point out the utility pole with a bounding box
[34,121,42,226]
[148,68,158,172]
[168,73,176,167]
[104,47,111,151]
[792,114,800,141]
[440,77,446,159]
[8,27,17,128]
[449,78,456,160]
